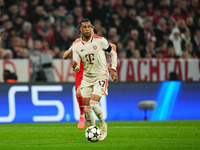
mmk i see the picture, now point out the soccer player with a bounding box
[63,48,85,129]
[63,28,116,130]
[71,18,118,140]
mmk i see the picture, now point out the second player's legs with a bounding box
[76,86,85,129]
[76,86,85,116]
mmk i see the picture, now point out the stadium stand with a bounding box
[0,0,199,59]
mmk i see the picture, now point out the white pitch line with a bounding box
[113,126,197,129]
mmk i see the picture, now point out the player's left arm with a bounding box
[108,43,116,71]
[102,39,118,82]
[110,43,117,52]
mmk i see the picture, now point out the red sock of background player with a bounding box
[76,96,85,116]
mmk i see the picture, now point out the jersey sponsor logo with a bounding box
[85,53,95,64]
[93,45,97,50]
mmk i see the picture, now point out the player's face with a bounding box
[80,22,92,38]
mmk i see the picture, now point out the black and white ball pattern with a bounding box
[85,126,101,142]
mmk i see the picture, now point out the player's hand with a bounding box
[110,69,118,82]
[107,64,112,72]
[71,60,77,68]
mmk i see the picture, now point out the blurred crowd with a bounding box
[0,0,200,60]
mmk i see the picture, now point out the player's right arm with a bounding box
[63,48,72,59]
[71,46,80,72]
[108,43,116,71]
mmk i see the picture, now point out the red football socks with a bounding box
[76,96,85,115]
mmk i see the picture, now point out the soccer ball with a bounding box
[85,126,101,142]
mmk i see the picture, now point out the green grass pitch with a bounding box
[0,120,199,150]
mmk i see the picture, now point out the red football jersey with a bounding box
[75,60,84,90]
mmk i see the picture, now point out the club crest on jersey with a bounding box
[80,49,84,52]
[93,45,97,50]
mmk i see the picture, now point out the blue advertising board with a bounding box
[0,82,200,123]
